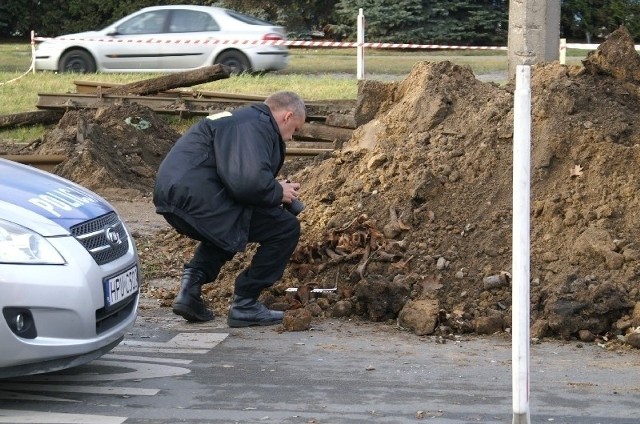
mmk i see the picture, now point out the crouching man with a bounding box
[153,91,306,327]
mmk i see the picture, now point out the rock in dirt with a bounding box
[354,275,411,321]
[626,331,640,348]
[631,302,640,327]
[331,300,353,317]
[474,315,505,335]
[398,299,439,336]
[282,308,313,331]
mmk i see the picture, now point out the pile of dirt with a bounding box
[10,26,640,344]
[20,102,179,199]
[285,26,640,341]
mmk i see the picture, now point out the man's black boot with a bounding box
[227,295,284,327]
[172,267,214,322]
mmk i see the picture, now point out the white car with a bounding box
[34,5,289,74]
[0,158,139,379]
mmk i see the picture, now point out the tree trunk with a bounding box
[0,110,64,130]
[585,31,592,44]
[102,64,231,96]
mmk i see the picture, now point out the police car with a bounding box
[0,158,140,378]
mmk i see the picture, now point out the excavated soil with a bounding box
[6,27,640,346]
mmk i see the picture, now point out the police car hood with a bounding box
[0,159,114,236]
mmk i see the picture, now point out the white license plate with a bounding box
[104,265,138,308]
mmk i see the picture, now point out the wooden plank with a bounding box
[102,65,230,96]
[73,80,355,112]
[37,93,245,116]
[286,147,333,156]
[1,154,66,172]
[1,149,330,172]
[287,140,334,150]
[35,93,345,121]
[296,122,353,148]
[0,110,63,130]
[74,80,267,101]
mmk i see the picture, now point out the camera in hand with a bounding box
[285,199,305,216]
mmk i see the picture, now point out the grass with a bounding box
[0,42,588,142]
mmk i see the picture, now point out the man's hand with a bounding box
[280,180,300,204]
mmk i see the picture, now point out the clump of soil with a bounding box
[10,26,640,342]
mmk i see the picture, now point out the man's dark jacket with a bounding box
[153,103,285,252]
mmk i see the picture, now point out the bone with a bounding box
[355,244,373,280]
[383,206,411,239]
[385,238,408,251]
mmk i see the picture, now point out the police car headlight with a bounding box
[0,219,66,264]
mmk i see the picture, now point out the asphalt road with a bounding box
[1,303,639,424]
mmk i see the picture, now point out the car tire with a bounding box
[216,50,251,74]
[59,49,96,73]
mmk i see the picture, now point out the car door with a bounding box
[161,9,222,70]
[98,10,171,71]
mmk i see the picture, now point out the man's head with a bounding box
[264,91,306,141]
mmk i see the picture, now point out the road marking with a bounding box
[0,332,228,422]
[119,332,228,349]
[0,391,80,402]
[167,332,228,348]
[112,347,210,354]
[0,410,125,424]
[0,383,159,396]
[101,353,192,364]
[18,361,190,382]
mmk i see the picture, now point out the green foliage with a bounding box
[214,0,338,33]
[334,0,507,45]
[214,0,290,24]
[608,0,640,36]
[0,0,195,38]
[561,0,640,42]
[0,0,39,38]
[2,0,638,47]
[424,0,508,44]
[333,0,424,43]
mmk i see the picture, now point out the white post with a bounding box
[512,64,531,424]
[559,38,567,65]
[31,30,36,74]
[356,8,365,80]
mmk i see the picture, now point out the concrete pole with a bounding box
[507,0,561,77]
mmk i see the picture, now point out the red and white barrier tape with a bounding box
[32,35,507,51]
[566,42,640,50]
[36,34,640,52]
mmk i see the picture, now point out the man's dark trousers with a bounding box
[165,206,300,298]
